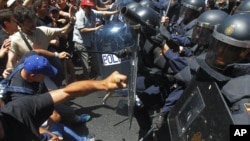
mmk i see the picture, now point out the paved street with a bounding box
[65,65,171,141]
[65,67,140,141]
[70,90,140,141]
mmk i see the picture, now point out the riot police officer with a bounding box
[171,9,229,89]
[180,9,229,57]
[121,5,188,140]
[168,0,206,47]
[168,13,250,141]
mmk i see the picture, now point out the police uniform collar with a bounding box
[196,53,231,81]
[222,75,250,103]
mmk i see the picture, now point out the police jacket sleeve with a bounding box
[163,49,188,72]
[171,34,192,47]
[153,47,187,73]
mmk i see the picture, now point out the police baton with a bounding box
[139,127,155,141]
[163,0,172,16]
[76,47,133,58]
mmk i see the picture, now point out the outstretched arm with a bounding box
[49,71,127,105]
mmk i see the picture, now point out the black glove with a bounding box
[152,112,167,132]
[150,33,166,47]
[159,25,180,52]
[113,47,132,58]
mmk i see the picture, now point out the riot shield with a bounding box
[95,21,136,103]
[127,26,140,129]
[168,71,234,141]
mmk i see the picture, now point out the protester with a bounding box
[0,69,127,140]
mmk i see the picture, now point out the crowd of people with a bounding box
[0,0,250,141]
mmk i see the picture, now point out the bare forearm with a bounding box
[6,52,16,69]
[34,49,54,58]
[80,24,103,32]
[60,22,74,35]
[102,10,118,16]
[49,80,106,105]
[22,0,33,7]
[80,27,97,32]
[49,71,127,105]
[65,79,107,94]
[34,49,71,59]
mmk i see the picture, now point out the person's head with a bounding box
[178,0,206,24]
[33,0,50,18]
[114,0,134,9]
[80,0,95,13]
[0,9,18,35]
[57,0,68,8]
[49,0,57,6]
[191,9,228,46]
[122,1,142,26]
[49,6,60,21]
[13,6,36,35]
[139,0,155,10]
[67,0,77,5]
[0,0,7,9]
[22,54,58,82]
[134,6,161,37]
[205,13,250,70]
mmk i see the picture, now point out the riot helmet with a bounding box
[205,13,250,70]
[191,10,228,46]
[95,21,135,53]
[114,0,135,9]
[122,1,142,25]
[125,1,141,11]
[178,0,205,24]
[135,6,161,36]
[234,0,250,14]
[139,0,155,10]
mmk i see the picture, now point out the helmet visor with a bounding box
[179,6,200,24]
[205,37,250,70]
[191,24,212,45]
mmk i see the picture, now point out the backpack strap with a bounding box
[5,86,34,95]
[5,63,24,81]
[1,63,34,95]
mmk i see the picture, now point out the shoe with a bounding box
[87,133,95,141]
[77,114,91,123]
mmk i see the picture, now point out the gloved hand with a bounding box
[150,33,166,48]
[113,47,132,58]
[152,112,167,132]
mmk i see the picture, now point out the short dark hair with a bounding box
[13,6,35,24]
[0,9,13,28]
[32,0,49,12]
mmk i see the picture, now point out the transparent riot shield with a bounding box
[127,25,140,129]
[167,72,234,141]
[95,21,136,104]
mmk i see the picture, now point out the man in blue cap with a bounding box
[0,66,127,141]
[1,51,99,140]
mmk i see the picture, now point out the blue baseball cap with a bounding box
[23,54,58,77]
